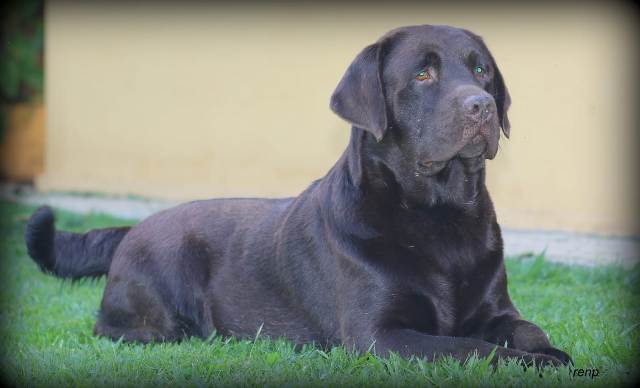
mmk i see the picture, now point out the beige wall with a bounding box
[40,2,638,236]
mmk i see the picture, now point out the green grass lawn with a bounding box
[1,200,638,387]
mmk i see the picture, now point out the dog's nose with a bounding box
[462,94,494,123]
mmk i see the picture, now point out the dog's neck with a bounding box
[320,127,492,237]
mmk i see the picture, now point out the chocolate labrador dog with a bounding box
[25,25,572,367]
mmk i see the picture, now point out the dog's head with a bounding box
[331,25,511,205]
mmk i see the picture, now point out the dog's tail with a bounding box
[24,206,131,280]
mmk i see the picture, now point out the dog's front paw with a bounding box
[532,347,573,366]
[519,352,564,369]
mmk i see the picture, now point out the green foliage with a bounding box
[0,200,638,387]
[0,1,43,141]
[0,0,44,103]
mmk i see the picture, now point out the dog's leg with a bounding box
[483,318,573,365]
[93,277,179,343]
[93,323,169,343]
[369,328,565,367]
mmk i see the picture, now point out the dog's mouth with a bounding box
[457,135,487,159]
[416,154,485,176]
[416,136,487,176]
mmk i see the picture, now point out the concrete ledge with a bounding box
[502,229,638,268]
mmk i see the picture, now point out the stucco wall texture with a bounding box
[40,2,638,236]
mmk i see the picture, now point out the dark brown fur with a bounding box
[25,25,571,368]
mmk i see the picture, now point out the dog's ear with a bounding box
[330,43,387,141]
[491,60,511,138]
[463,30,511,138]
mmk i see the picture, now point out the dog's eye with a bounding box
[474,66,485,75]
[416,70,431,81]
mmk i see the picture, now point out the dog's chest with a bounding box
[384,259,499,338]
[375,224,501,336]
